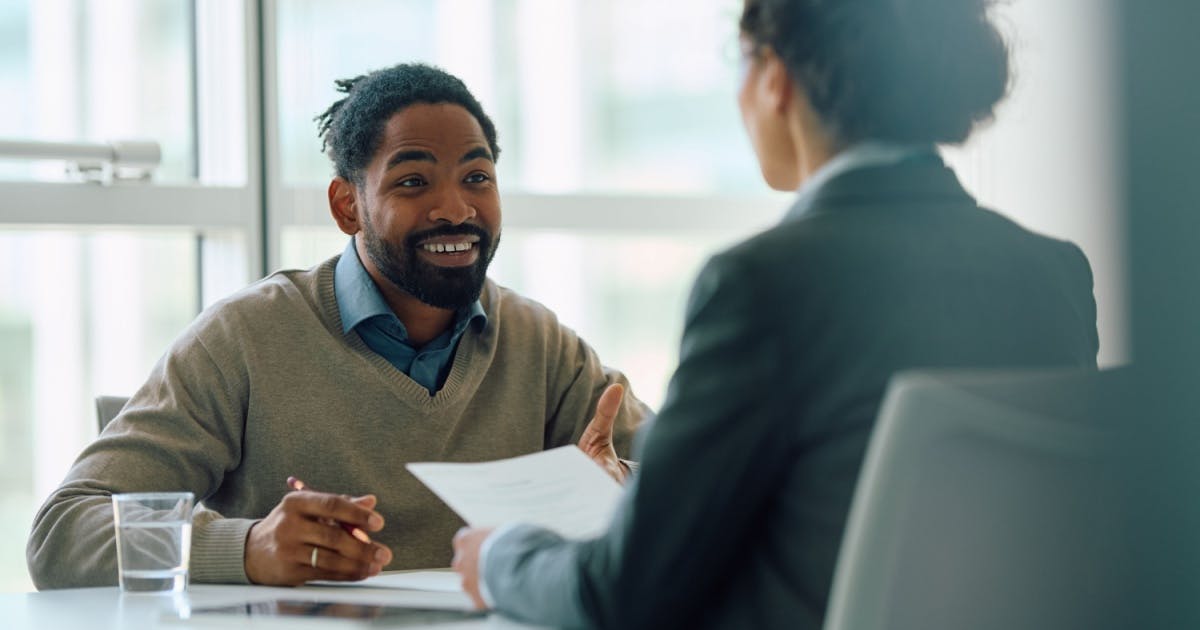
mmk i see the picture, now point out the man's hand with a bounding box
[578,383,629,484]
[451,526,494,610]
[244,491,392,586]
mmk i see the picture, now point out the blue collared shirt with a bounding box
[334,239,487,394]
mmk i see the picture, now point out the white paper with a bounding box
[406,446,623,539]
[354,570,462,592]
[311,569,463,593]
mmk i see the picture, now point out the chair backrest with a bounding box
[95,395,130,432]
[823,368,1128,630]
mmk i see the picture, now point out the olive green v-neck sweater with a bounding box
[27,256,648,588]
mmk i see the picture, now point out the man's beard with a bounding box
[361,215,498,310]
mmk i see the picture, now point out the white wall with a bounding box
[944,0,1127,365]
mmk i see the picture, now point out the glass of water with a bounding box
[112,492,194,594]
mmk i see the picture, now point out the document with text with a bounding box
[406,446,623,539]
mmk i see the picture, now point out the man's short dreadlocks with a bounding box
[315,63,500,185]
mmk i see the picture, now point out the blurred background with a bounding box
[0,0,1127,592]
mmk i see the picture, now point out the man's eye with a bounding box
[464,172,491,184]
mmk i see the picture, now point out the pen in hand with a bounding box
[286,476,374,544]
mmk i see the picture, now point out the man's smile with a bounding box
[417,235,481,267]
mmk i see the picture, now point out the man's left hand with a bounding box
[577,383,629,484]
[451,526,494,610]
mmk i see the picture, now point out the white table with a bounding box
[0,582,546,629]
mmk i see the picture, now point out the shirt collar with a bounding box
[456,297,488,337]
[787,142,937,221]
[333,238,488,337]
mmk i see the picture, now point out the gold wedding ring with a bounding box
[310,546,319,569]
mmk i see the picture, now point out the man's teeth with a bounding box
[422,242,474,253]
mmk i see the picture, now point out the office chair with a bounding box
[824,368,1130,630]
[94,394,130,432]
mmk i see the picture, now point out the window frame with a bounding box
[0,0,264,305]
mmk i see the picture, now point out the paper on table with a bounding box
[406,446,623,539]
[354,570,462,592]
[311,569,463,593]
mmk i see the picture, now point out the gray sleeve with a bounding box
[26,324,253,588]
[482,524,594,629]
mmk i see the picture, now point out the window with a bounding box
[275,0,760,194]
[0,0,193,182]
[0,0,255,591]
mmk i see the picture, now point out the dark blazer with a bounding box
[483,154,1100,629]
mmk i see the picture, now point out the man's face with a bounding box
[353,103,501,310]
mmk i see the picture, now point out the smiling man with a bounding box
[27,63,649,589]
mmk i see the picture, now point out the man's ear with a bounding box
[329,177,361,236]
[758,48,795,115]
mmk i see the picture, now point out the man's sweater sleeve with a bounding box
[26,318,253,588]
[543,327,653,458]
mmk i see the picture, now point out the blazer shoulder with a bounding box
[973,206,1095,276]
[719,213,821,259]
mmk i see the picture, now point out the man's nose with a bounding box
[428,186,476,224]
